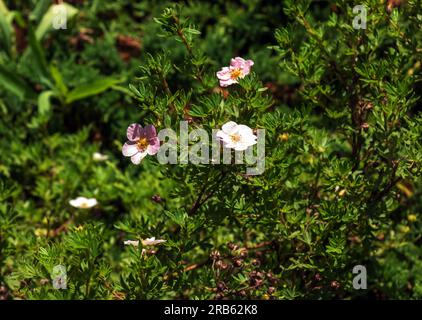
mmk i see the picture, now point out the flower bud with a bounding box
[360,123,370,130]
[210,250,221,260]
[238,290,247,297]
[0,286,9,300]
[252,259,261,267]
[215,260,228,270]
[227,242,238,251]
[239,248,248,258]
[233,258,243,267]
[330,280,340,289]
[217,282,227,292]
[151,195,164,203]
[407,214,417,222]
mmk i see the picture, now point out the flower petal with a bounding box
[222,121,238,134]
[219,78,238,87]
[86,199,98,207]
[242,59,254,75]
[131,151,148,164]
[236,124,254,136]
[124,240,140,247]
[139,126,148,138]
[216,130,229,141]
[122,142,139,157]
[230,57,246,68]
[240,67,251,77]
[240,134,257,146]
[242,139,257,148]
[144,125,157,139]
[142,237,166,246]
[216,67,231,80]
[93,152,108,161]
[69,199,80,207]
[127,123,142,141]
[147,137,160,155]
[222,142,237,149]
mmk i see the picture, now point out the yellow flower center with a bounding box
[230,68,242,80]
[230,134,241,143]
[137,137,149,151]
[80,202,90,208]
[278,133,289,142]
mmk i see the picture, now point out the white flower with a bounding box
[216,121,257,151]
[142,237,166,246]
[51,265,67,290]
[69,197,98,209]
[123,240,140,247]
[52,275,67,290]
[124,238,165,257]
[124,237,166,248]
[93,152,109,162]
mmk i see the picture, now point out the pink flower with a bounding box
[216,57,254,87]
[122,123,160,164]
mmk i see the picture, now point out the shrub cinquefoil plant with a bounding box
[0,0,420,300]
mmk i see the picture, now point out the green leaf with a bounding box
[0,0,9,16]
[111,85,136,98]
[65,78,124,104]
[38,90,54,116]
[0,65,36,100]
[50,64,68,96]
[0,5,12,55]
[188,105,206,117]
[30,0,51,23]
[184,28,201,35]
[26,26,50,81]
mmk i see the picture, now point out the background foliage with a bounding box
[0,0,421,299]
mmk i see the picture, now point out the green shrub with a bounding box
[0,0,421,300]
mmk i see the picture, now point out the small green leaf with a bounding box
[65,77,124,104]
[50,65,68,96]
[0,65,36,100]
[0,0,9,16]
[30,0,51,23]
[26,26,50,81]
[38,90,54,116]
[0,5,12,55]
[184,28,201,35]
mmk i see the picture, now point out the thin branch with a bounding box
[172,15,205,86]
[163,258,210,281]
[189,171,227,215]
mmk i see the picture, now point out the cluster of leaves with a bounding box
[0,0,421,300]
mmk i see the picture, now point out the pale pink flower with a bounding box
[122,124,160,164]
[216,121,257,151]
[216,57,254,87]
[124,237,166,247]
[142,237,166,246]
[92,152,108,162]
[69,197,98,209]
[123,240,140,247]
